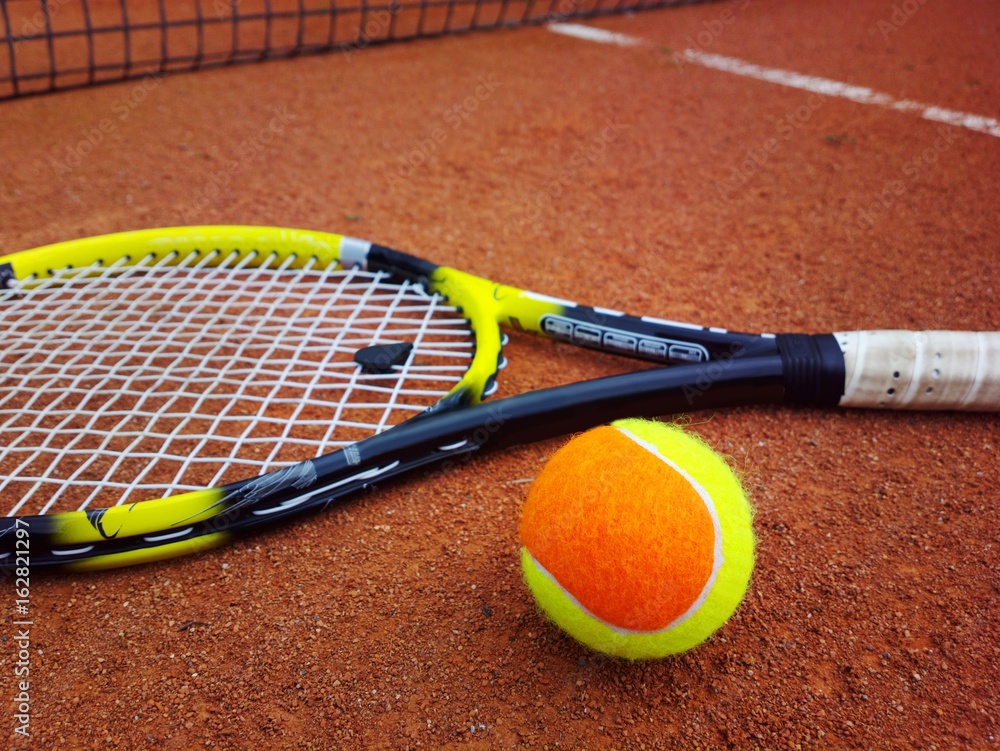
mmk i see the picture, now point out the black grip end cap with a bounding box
[775,333,846,406]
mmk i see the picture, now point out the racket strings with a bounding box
[0,251,476,516]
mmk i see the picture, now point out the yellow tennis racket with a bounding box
[2,226,997,571]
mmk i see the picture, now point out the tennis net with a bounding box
[1,0,715,100]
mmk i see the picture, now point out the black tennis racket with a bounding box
[1,226,997,571]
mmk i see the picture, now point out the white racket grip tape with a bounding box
[835,330,1000,411]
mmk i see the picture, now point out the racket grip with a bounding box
[835,330,1000,411]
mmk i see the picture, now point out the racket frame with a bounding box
[2,225,996,570]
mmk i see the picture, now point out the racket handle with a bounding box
[835,330,1000,411]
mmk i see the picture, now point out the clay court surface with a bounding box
[0,0,997,748]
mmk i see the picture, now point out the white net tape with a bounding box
[0,250,474,516]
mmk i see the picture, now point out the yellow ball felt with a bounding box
[519,418,754,659]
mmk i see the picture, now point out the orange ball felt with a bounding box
[519,419,754,658]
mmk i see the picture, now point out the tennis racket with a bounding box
[2,226,997,571]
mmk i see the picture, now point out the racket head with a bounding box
[0,226,514,558]
[0,225,794,571]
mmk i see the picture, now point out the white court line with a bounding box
[548,22,642,47]
[548,23,1000,139]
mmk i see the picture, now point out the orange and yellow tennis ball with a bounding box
[519,418,755,659]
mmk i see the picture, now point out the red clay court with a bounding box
[0,0,997,748]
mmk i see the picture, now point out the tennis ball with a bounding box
[519,418,754,659]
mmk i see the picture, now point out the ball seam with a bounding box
[614,424,725,630]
